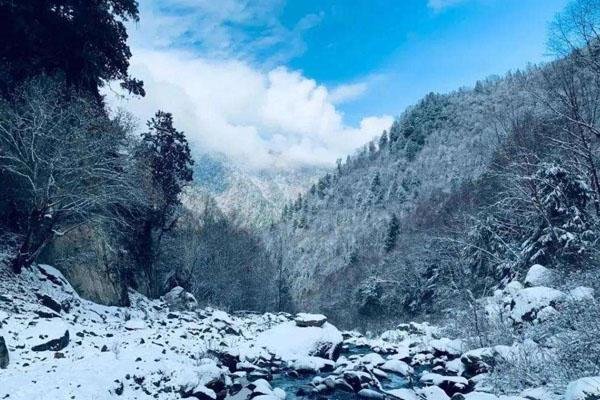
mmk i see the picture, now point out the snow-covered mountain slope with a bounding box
[190,153,325,229]
[1,264,597,400]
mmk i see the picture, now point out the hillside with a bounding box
[267,72,536,324]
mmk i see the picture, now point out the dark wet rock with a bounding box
[38,266,65,287]
[0,336,9,369]
[35,293,62,314]
[31,330,69,352]
[210,349,240,372]
[460,348,495,378]
[310,341,342,361]
[35,310,60,319]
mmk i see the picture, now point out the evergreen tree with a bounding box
[130,111,194,297]
[379,130,389,149]
[384,214,400,252]
[0,0,143,97]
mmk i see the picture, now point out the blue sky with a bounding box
[279,0,568,123]
[113,0,569,169]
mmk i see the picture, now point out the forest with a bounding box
[2,1,600,399]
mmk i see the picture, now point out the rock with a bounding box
[0,336,9,369]
[520,387,561,400]
[510,287,564,323]
[35,293,62,314]
[415,386,451,400]
[565,377,600,400]
[386,388,418,400]
[164,286,198,311]
[420,373,470,396]
[180,384,217,400]
[430,338,465,358]
[568,287,595,302]
[358,389,385,399]
[294,313,327,327]
[310,340,342,361]
[524,264,555,287]
[31,330,70,352]
[451,392,498,400]
[124,319,146,330]
[461,348,495,377]
[381,359,413,376]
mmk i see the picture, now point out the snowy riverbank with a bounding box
[1,264,599,400]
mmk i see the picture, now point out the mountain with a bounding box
[191,153,326,229]
[266,72,536,325]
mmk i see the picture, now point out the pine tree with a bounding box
[384,214,400,252]
[379,130,389,149]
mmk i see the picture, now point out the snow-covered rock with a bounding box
[415,385,451,400]
[420,372,469,395]
[565,377,600,400]
[254,320,342,361]
[510,286,564,323]
[568,286,595,302]
[294,312,327,327]
[520,387,561,400]
[430,338,465,357]
[461,347,496,377]
[381,359,413,376]
[385,388,418,400]
[163,286,198,311]
[524,264,555,287]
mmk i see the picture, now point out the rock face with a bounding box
[164,286,198,311]
[0,336,9,369]
[31,330,70,352]
[42,225,130,307]
[295,313,327,327]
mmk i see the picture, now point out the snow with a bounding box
[568,286,595,302]
[524,264,555,287]
[385,388,418,400]
[429,338,465,356]
[565,377,600,400]
[294,312,327,326]
[253,320,342,361]
[510,286,564,322]
[415,385,451,399]
[420,372,469,387]
[381,359,413,376]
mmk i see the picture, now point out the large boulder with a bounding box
[510,287,564,323]
[255,320,343,361]
[295,313,327,327]
[0,336,8,369]
[31,330,70,352]
[524,264,555,287]
[461,348,495,378]
[565,377,600,400]
[164,286,198,311]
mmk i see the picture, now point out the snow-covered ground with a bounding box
[1,264,599,400]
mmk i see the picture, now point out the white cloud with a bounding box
[106,50,392,169]
[132,0,322,66]
[328,82,369,104]
[427,0,467,11]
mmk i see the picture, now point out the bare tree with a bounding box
[0,77,132,273]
